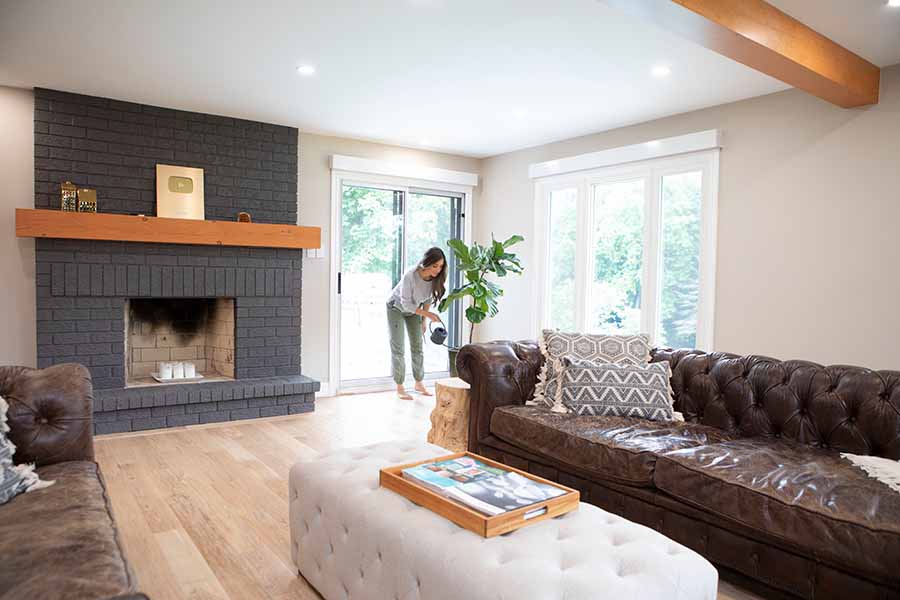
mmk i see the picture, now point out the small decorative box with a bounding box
[60,181,78,211]
[77,188,98,212]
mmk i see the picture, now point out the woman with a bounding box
[386,247,446,399]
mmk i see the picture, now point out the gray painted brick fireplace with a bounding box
[32,88,318,434]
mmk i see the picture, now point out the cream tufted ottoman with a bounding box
[289,440,717,600]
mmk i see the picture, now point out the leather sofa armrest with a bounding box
[457,340,542,452]
[1,363,94,466]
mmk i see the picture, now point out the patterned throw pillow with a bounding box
[530,330,651,411]
[1,396,53,505]
[557,358,675,421]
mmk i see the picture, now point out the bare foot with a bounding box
[397,385,413,400]
[414,382,433,396]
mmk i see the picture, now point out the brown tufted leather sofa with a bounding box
[0,363,148,600]
[458,342,900,600]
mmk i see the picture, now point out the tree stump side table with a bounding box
[427,377,471,452]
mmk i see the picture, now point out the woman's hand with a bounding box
[416,308,442,323]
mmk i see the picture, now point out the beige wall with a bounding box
[0,86,35,367]
[477,64,900,370]
[6,65,900,374]
[298,133,481,388]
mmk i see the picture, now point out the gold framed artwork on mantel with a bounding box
[156,164,204,220]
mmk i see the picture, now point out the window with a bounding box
[589,178,645,335]
[547,187,577,331]
[537,150,718,349]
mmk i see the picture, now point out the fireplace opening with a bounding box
[124,298,235,388]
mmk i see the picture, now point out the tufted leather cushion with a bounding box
[654,439,900,586]
[457,341,543,451]
[0,364,94,466]
[651,349,900,459]
[289,440,718,600]
[490,405,735,486]
[0,461,141,600]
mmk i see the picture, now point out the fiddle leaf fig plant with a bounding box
[438,234,524,345]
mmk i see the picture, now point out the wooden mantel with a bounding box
[16,209,321,250]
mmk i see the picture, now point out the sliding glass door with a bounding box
[339,182,463,387]
[339,185,403,383]
[540,151,716,349]
[404,190,464,375]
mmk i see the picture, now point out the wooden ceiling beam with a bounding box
[601,0,880,107]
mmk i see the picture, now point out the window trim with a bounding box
[532,149,719,350]
[528,129,721,179]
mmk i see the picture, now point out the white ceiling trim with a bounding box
[330,155,479,187]
[529,129,723,179]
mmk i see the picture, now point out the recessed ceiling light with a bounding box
[296,65,316,76]
[888,0,900,7]
[651,65,671,78]
[513,108,529,119]
[420,139,432,146]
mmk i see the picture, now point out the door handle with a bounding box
[337,272,342,294]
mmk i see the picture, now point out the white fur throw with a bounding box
[842,453,900,495]
[0,395,54,504]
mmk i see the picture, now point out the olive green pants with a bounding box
[387,304,424,385]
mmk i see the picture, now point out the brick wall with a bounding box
[31,89,317,433]
[33,88,298,224]
[36,239,303,389]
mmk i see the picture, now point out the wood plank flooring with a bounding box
[95,389,760,600]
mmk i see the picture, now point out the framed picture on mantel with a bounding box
[156,164,204,220]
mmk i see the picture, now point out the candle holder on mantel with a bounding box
[77,188,97,212]
[60,181,78,211]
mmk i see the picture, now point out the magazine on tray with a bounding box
[401,456,566,516]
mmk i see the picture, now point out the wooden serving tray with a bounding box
[380,451,579,538]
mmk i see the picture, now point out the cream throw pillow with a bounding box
[530,330,651,412]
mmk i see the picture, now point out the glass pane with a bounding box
[547,188,577,331]
[406,192,457,375]
[658,171,702,349]
[340,185,402,382]
[590,179,645,334]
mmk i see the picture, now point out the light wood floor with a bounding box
[95,389,760,600]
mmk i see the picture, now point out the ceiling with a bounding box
[768,0,900,68]
[0,1,897,158]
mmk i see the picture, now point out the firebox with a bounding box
[124,298,235,387]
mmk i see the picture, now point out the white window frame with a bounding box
[329,158,476,393]
[532,147,719,350]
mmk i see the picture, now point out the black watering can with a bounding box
[428,320,448,346]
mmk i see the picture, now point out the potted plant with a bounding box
[438,234,524,375]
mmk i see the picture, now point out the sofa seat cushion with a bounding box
[0,460,139,600]
[654,439,900,584]
[490,405,734,487]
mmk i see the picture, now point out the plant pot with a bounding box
[448,347,460,377]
